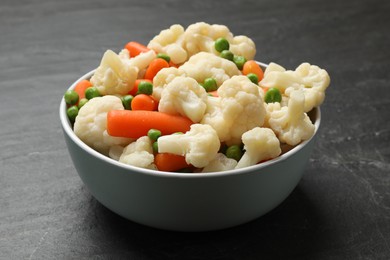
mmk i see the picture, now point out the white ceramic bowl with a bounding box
[60,67,321,232]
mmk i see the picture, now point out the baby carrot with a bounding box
[154,153,190,172]
[107,110,193,139]
[144,58,170,80]
[124,41,151,57]
[74,79,92,100]
[131,94,156,111]
[242,60,264,81]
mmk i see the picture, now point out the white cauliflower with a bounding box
[229,35,257,62]
[74,95,133,155]
[235,127,281,169]
[90,49,156,96]
[284,84,324,112]
[119,48,156,73]
[183,22,230,57]
[182,22,256,60]
[178,52,241,87]
[157,124,220,168]
[152,67,186,101]
[263,62,286,77]
[266,89,315,146]
[119,136,156,170]
[108,145,125,161]
[263,101,282,128]
[158,76,208,123]
[260,65,302,93]
[147,24,188,64]
[201,153,237,173]
[260,62,330,112]
[147,22,256,65]
[201,75,266,145]
[287,62,330,112]
[295,62,330,92]
[90,50,138,95]
[200,96,228,141]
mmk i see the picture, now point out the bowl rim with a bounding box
[60,66,321,179]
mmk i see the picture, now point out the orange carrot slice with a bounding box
[107,110,193,138]
[242,60,264,81]
[124,41,151,57]
[154,153,190,172]
[144,58,169,80]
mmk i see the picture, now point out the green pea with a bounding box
[152,141,159,153]
[214,37,230,53]
[148,128,162,142]
[247,73,259,84]
[121,95,134,110]
[156,53,171,63]
[85,87,100,100]
[137,81,153,95]
[264,87,282,103]
[64,90,79,105]
[78,98,88,109]
[67,105,79,123]
[233,55,247,70]
[225,145,243,161]
[220,50,234,61]
[203,78,218,92]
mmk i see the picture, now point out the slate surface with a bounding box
[1,0,389,259]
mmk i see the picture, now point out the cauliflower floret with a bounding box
[108,145,125,161]
[74,95,133,155]
[229,35,256,61]
[201,153,237,173]
[152,67,186,101]
[90,50,138,95]
[235,127,281,169]
[295,62,330,92]
[90,49,156,96]
[201,96,229,141]
[263,102,282,128]
[147,22,256,65]
[119,48,156,72]
[266,89,315,146]
[260,62,330,112]
[178,52,241,87]
[157,124,220,168]
[287,62,330,111]
[260,65,302,93]
[119,136,156,170]
[284,84,324,112]
[158,76,208,123]
[183,22,231,57]
[202,75,266,145]
[263,62,286,77]
[147,24,188,64]
[182,22,256,60]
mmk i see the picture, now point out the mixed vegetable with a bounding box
[64,22,330,173]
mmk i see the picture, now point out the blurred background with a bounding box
[1,0,389,259]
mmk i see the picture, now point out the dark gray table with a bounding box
[1,0,389,259]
